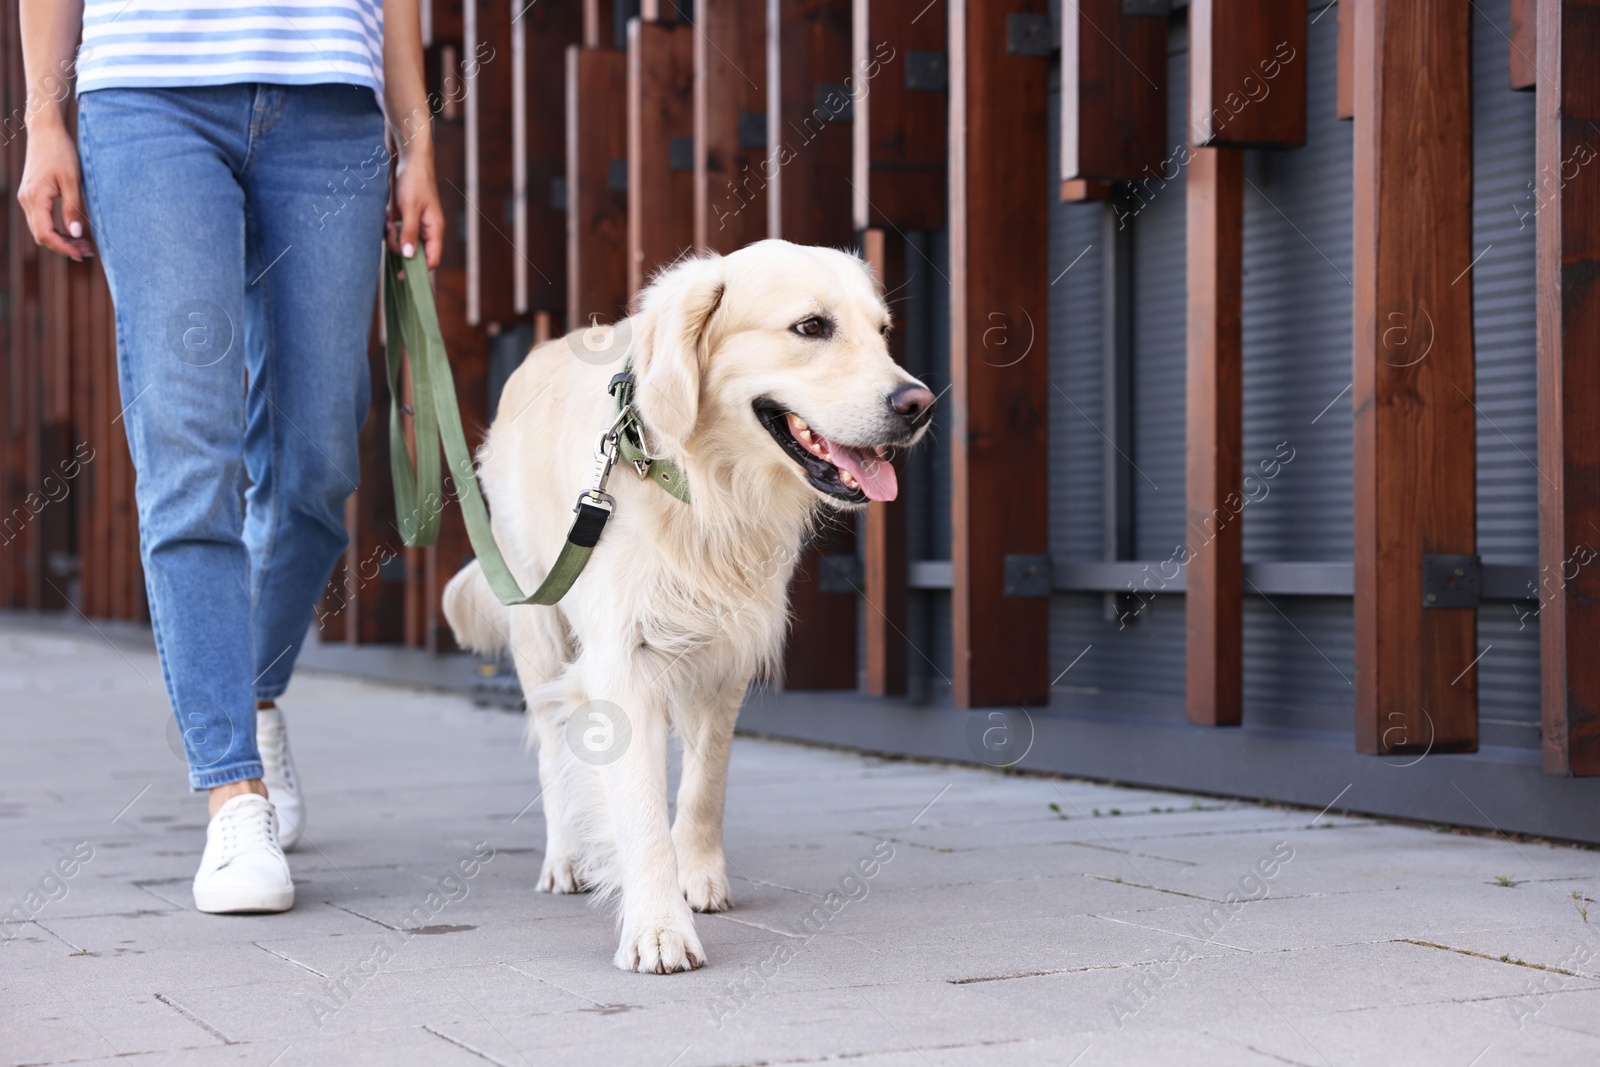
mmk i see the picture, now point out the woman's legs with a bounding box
[241,85,387,700]
[79,85,387,904]
[78,86,264,794]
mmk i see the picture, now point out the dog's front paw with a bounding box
[537,855,585,894]
[614,919,706,974]
[680,863,732,913]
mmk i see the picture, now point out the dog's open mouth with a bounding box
[754,400,898,503]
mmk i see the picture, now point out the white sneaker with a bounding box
[193,794,295,914]
[257,705,304,851]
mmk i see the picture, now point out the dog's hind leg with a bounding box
[530,701,588,894]
[507,608,588,894]
[669,678,741,913]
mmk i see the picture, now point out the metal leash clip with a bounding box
[575,407,633,515]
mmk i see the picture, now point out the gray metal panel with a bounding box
[1045,42,1186,698]
[1470,0,1541,744]
[1239,17,1354,566]
[1049,591,1189,699]
[1047,64,1108,564]
[1471,4,1539,566]
[1129,27,1189,565]
[897,227,953,695]
[1032,2,1538,733]
[1236,5,1357,720]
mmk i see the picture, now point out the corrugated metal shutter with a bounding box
[1470,0,1541,750]
[1047,40,1187,704]
[897,229,954,695]
[1019,1,1536,741]
[1237,2,1356,716]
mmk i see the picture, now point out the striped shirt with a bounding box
[76,1,384,99]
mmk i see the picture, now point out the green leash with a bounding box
[382,249,686,607]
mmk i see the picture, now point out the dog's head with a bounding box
[629,240,934,507]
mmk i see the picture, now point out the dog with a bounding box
[443,239,934,973]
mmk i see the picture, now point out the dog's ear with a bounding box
[632,254,725,449]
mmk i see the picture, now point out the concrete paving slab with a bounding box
[4,622,1598,1066]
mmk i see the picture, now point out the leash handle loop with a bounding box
[383,249,605,607]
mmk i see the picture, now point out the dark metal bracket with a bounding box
[905,51,948,93]
[1004,555,1054,598]
[818,554,863,595]
[1423,554,1482,608]
[1006,13,1053,57]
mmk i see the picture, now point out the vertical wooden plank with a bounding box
[627,17,696,298]
[585,0,618,47]
[430,39,489,648]
[694,0,767,252]
[433,0,465,43]
[465,0,517,325]
[514,0,582,320]
[1059,179,1112,201]
[1352,0,1476,755]
[949,0,1050,709]
[0,0,12,610]
[1190,0,1305,148]
[0,120,9,606]
[41,254,69,423]
[68,262,91,612]
[767,0,857,690]
[1536,0,1600,776]
[1511,0,1538,91]
[1184,146,1244,727]
[642,0,690,22]
[767,0,853,246]
[1060,0,1167,182]
[340,306,408,645]
[852,0,946,695]
[567,44,630,326]
[404,546,428,647]
[88,266,114,620]
[5,1,42,612]
[103,261,141,621]
[1,0,21,609]
[427,268,487,651]
[422,39,491,647]
[17,183,41,611]
[862,227,909,696]
[852,0,946,231]
[1337,0,1354,120]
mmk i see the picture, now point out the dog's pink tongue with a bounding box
[828,442,898,502]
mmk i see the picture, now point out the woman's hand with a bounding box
[387,144,444,269]
[17,119,93,262]
[382,0,441,269]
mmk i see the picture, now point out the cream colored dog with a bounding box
[443,239,934,973]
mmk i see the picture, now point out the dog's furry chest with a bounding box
[606,532,800,669]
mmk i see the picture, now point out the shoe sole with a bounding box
[193,885,295,914]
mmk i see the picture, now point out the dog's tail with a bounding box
[442,559,509,656]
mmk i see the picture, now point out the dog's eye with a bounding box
[791,316,832,340]
[879,322,893,339]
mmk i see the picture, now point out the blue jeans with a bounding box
[78,84,388,790]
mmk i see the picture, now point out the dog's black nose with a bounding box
[888,383,936,427]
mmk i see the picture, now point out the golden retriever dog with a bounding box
[443,239,934,973]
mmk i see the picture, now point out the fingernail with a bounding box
[68,221,83,238]
[403,242,415,258]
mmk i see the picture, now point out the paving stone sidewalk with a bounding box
[3,622,1600,1066]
